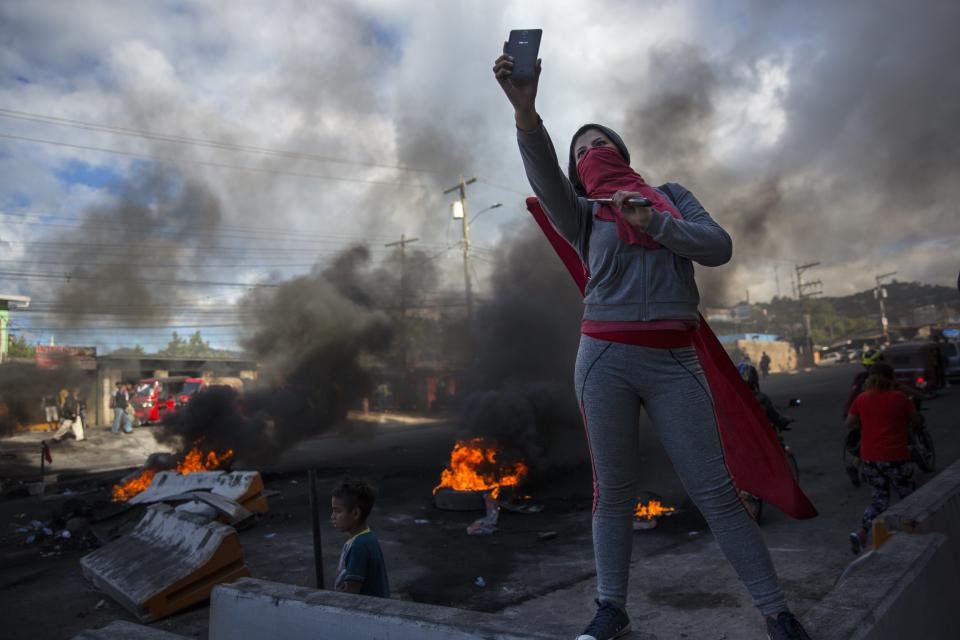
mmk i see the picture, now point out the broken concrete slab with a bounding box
[128,471,224,505]
[81,503,249,622]
[210,578,556,640]
[129,471,268,514]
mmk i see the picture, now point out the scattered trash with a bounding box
[15,527,28,533]
[25,534,36,544]
[264,532,277,539]
[500,501,543,514]
[474,576,486,588]
[688,531,701,537]
[94,599,106,611]
[466,493,500,536]
[537,531,557,541]
[414,519,430,525]
[60,530,72,539]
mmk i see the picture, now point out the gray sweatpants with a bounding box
[575,336,787,616]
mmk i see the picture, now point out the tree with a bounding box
[159,331,188,356]
[7,335,36,358]
[111,344,147,356]
[159,331,219,358]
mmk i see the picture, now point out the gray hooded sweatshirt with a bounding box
[517,122,732,322]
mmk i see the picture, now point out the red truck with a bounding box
[132,377,208,424]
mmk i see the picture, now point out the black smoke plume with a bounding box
[0,363,89,438]
[37,170,223,326]
[160,243,445,464]
[454,222,588,474]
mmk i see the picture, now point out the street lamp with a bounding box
[468,202,503,225]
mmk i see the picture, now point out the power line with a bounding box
[0,210,452,247]
[0,107,437,174]
[0,132,434,190]
[0,269,281,288]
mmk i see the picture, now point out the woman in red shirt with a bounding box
[845,363,919,553]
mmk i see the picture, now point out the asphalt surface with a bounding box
[1,363,958,639]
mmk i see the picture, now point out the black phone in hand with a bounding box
[505,29,542,80]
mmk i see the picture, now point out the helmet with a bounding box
[740,364,760,391]
[861,348,883,367]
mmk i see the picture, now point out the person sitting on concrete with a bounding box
[111,382,133,435]
[330,477,390,598]
[845,363,919,554]
[52,387,85,442]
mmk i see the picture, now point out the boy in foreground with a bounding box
[331,477,390,598]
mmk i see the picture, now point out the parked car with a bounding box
[133,377,188,424]
[817,351,843,366]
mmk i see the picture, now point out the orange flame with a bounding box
[111,443,234,502]
[433,438,527,500]
[634,500,676,520]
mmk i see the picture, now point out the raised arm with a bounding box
[645,183,733,266]
[493,47,589,248]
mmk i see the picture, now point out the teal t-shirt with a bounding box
[334,529,390,598]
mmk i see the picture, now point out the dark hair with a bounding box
[567,123,631,196]
[865,362,896,391]
[331,477,377,520]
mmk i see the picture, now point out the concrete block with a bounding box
[210,578,555,640]
[879,457,960,537]
[72,620,190,639]
[81,504,250,621]
[805,533,957,640]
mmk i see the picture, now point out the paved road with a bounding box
[2,364,957,640]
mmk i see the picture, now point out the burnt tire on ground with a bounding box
[433,488,487,511]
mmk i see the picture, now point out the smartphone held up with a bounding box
[504,29,542,81]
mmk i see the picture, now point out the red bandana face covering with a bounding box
[576,145,683,249]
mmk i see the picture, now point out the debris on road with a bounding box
[466,493,499,536]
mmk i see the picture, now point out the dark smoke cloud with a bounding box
[0,363,89,437]
[159,242,446,463]
[454,222,588,473]
[604,0,960,303]
[37,169,222,326]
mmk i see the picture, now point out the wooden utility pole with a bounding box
[795,262,823,366]
[443,176,477,322]
[874,271,897,344]
[384,234,419,370]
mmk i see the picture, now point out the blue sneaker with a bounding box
[766,611,811,639]
[576,599,631,640]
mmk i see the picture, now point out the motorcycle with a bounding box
[740,416,799,524]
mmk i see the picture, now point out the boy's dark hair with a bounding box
[332,477,377,520]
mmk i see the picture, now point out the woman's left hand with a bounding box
[611,190,654,228]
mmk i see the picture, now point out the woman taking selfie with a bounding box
[492,48,814,640]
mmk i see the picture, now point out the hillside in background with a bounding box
[714,281,959,344]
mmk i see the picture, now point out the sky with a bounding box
[1,0,958,351]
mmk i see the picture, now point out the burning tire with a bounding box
[433,487,487,511]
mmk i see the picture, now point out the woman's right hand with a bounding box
[493,44,541,130]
